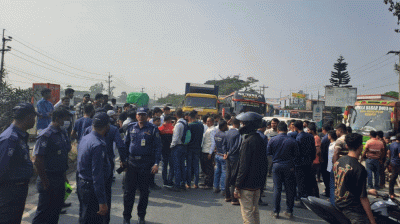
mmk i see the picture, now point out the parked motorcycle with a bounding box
[301,190,400,224]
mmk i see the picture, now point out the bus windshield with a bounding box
[235,101,265,114]
[185,97,217,109]
[349,106,393,132]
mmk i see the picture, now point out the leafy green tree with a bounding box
[0,70,33,132]
[330,56,350,87]
[204,75,259,95]
[384,91,399,99]
[89,82,105,96]
[384,0,400,31]
[118,91,127,103]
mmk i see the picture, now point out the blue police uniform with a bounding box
[267,133,299,214]
[0,124,33,224]
[213,129,227,192]
[77,130,111,224]
[73,117,92,143]
[32,125,71,224]
[123,121,162,222]
[224,128,241,202]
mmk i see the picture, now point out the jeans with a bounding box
[295,165,318,199]
[32,175,65,224]
[187,149,200,186]
[162,150,174,185]
[77,177,107,224]
[225,158,239,202]
[321,163,330,197]
[0,181,29,224]
[213,154,226,191]
[366,158,380,189]
[272,163,296,214]
[171,145,187,188]
[123,165,151,220]
[389,164,400,195]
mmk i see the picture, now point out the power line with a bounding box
[10,50,104,81]
[8,34,106,77]
[8,52,104,82]
[350,54,390,73]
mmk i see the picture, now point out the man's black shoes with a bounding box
[123,219,130,224]
[62,202,72,208]
[137,217,146,224]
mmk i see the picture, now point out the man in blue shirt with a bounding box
[122,107,162,224]
[213,120,228,194]
[0,103,37,224]
[32,107,71,224]
[224,118,241,205]
[37,88,54,132]
[72,104,95,143]
[320,124,332,197]
[389,134,400,199]
[293,120,318,202]
[186,110,204,189]
[77,112,111,223]
[267,122,299,219]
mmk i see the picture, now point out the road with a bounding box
[21,165,327,224]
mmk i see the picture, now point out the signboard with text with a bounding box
[313,103,324,128]
[292,93,306,99]
[325,86,357,107]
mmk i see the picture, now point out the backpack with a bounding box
[178,120,191,145]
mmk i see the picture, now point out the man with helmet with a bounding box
[233,112,268,224]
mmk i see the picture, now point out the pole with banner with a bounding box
[313,103,323,129]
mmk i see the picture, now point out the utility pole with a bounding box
[259,85,268,97]
[141,88,144,93]
[107,72,112,97]
[0,29,12,83]
[387,51,400,100]
[154,93,156,101]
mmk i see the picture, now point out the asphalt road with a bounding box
[21,166,327,224]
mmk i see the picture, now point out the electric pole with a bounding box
[0,29,12,83]
[107,72,112,97]
[387,51,400,100]
[259,85,268,97]
[141,88,144,93]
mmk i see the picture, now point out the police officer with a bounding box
[122,107,162,224]
[77,112,111,224]
[0,103,37,224]
[32,107,71,224]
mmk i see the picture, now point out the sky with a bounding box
[1,0,399,100]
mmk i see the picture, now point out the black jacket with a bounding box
[234,125,268,190]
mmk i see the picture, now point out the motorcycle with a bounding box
[301,190,400,224]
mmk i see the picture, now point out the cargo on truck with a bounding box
[182,83,219,116]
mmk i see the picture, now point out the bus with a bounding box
[219,91,266,115]
[345,100,400,136]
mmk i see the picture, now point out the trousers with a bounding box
[366,158,380,189]
[77,177,107,224]
[200,152,214,187]
[389,164,400,195]
[32,175,65,224]
[213,154,226,191]
[225,158,239,202]
[239,189,261,224]
[187,149,200,186]
[123,165,151,220]
[0,181,29,224]
[272,163,296,214]
[171,145,187,188]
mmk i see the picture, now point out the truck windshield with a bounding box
[236,102,265,114]
[185,97,217,109]
[349,106,392,132]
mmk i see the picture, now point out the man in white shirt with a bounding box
[200,116,217,190]
[264,118,279,177]
[168,109,188,192]
[54,88,74,109]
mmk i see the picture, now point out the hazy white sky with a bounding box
[1,0,399,99]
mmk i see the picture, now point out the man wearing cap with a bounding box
[77,112,111,223]
[107,110,118,126]
[32,107,72,224]
[233,112,268,224]
[75,93,91,120]
[122,107,162,224]
[0,103,37,224]
[37,88,54,133]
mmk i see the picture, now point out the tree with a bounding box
[89,83,105,96]
[384,0,400,32]
[204,75,260,95]
[329,56,350,87]
[384,91,399,99]
[118,91,127,103]
[0,69,33,132]
[156,94,185,108]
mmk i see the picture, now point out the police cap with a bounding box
[13,103,39,119]
[235,112,263,122]
[83,93,90,98]
[137,107,148,115]
[93,112,110,128]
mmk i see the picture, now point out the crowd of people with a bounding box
[2,87,400,224]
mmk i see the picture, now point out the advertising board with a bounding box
[313,103,324,128]
[32,83,60,107]
[325,86,357,107]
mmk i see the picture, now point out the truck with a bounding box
[219,91,266,115]
[182,83,219,116]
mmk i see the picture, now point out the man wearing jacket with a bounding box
[233,112,268,224]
